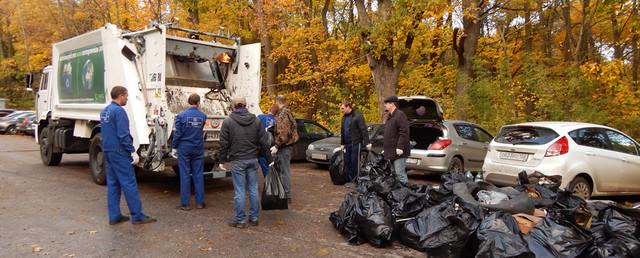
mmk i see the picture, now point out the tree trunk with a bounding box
[454,0,483,119]
[355,0,417,119]
[0,18,4,59]
[538,0,553,57]
[255,0,277,96]
[562,0,573,62]
[633,0,639,91]
[611,6,623,59]
[524,1,533,53]
[56,0,69,39]
[321,0,331,37]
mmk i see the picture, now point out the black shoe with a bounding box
[132,216,157,225]
[176,205,192,211]
[196,203,206,209]
[249,219,259,226]
[109,215,130,225]
[228,221,247,228]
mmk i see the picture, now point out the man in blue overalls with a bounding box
[100,86,156,225]
[172,94,207,210]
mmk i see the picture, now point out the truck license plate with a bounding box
[206,131,220,141]
[499,151,528,162]
[311,153,327,160]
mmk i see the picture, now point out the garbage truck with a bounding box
[28,23,262,185]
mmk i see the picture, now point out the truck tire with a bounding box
[39,127,62,166]
[89,133,107,185]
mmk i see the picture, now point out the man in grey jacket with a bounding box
[218,97,270,228]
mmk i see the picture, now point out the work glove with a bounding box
[396,149,403,156]
[339,145,345,151]
[270,146,278,156]
[131,152,140,165]
[366,144,372,150]
[218,164,226,171]
[170,149,178,159]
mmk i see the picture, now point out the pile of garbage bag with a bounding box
[329,151,640,257]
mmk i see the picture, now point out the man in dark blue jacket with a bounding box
[100,86,156,225]
[340,100,369,184]
[172,94,208,210]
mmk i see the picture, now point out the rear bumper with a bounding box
[483,158,569,188]
[406,150,449,173]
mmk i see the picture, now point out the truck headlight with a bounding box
[308,144,315,150]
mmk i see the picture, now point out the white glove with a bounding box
[339,145,345,151]
[366,144,372,150]
[396,149,403,156]
[218,164,226,171]
[270,146,278,155]
[170,149,178,158]
[131,152,140,165]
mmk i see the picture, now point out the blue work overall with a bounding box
[100,102,145,223]
[173,107,207,206]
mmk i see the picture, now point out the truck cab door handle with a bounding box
[585,152,596,157]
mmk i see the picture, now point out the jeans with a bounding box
[230,159,260,223]
[393,158,408,184]
[178,147,205,206]
[258,156,269,177]
[344,143,361,182]
[277,146,292,198]
[105,151,145,222]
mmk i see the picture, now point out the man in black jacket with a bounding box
[218,96,270,228]
[340,100,370,183]
[382,96,411,184]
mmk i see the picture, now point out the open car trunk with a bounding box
[398,96,445,150]
[410,122,444,150]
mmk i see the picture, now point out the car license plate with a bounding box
[311,153,327,160]
[205,131,220,141]
[407,158,420,165]
[499,151,528,161]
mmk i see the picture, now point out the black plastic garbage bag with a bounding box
[261,161,288,210]
[517,171,562,192]
[516,183,557,208]
[454,182,536,214]
[549,191,592,229]
[410,184,452,206]
[386,186,428,219]
[441,171,472,194]
[329,150,347,185]
[329,192,364,245]
[354,192,395,247]
[475,212,534,258]
[399,198,484,257]
[524,217,593,258]
[586,201,640,258]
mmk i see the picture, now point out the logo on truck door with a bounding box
[58,44,105,104]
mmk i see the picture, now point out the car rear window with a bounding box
[494,126,559,145]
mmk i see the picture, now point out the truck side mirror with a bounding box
[25,73,33,91]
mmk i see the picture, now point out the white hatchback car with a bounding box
[483,122,640,199]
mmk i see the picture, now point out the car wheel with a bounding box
[39,127,62,166]
[447,157,464,173]
[568,177,592,200]
[89,133,107,185]
[6,126,16,135]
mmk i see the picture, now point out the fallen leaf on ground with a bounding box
[199,247,212,252]
[31,245,43,252]
[66,231,76,235]
[88,230,98,235]
[317,248,330,256]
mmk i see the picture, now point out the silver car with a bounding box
[399,96,493,174]
[407,120,493,174]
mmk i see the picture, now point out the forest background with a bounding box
[1,0,639,137]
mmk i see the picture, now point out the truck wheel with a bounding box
[89,133,107,185]
[39,128,62,166]
[6,125,17,135]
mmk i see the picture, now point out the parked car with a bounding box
[16,113,37,136]
[292,119,334,160]
[306,123,385,167]
[0,109,16,117]
[407,120,493,174]
[483,122,640,199]
[0,111,34,134]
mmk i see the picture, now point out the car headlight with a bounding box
[308,144,315,150]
